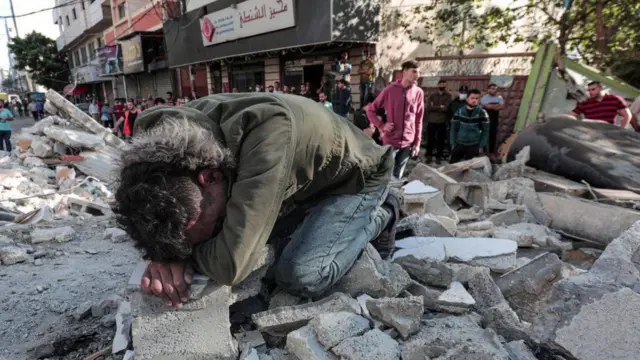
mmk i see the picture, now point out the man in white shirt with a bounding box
[480,84,505,155]
[89,100,100,122]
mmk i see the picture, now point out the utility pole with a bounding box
[8,0,18,38]
[4,19,16,92]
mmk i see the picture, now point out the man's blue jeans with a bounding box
[274,187,391,298]
[360,82,374,108]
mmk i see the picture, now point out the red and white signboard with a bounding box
[200,0,295,46]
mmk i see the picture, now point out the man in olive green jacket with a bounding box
[115,93,398,308]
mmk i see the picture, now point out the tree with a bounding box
[397,0,640,68]
[8,32,70,92]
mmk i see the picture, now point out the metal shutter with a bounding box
[154,70,174,98]
[115,76,126,100]
[125,76,139,100]
[138,72,155,100]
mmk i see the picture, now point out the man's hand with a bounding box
[411,145,420,157]
[383,122,394,133]
[141,262,194,308]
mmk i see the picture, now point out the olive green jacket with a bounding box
[135,93,393,285]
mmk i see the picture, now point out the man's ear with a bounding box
[197,168,224,185]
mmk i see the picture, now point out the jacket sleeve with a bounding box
[191,115,294,286]
[366,88,387,130]
[479,109,491,149]
[413,93,425,147]
[450,109,460,147]
[426,94,441,112]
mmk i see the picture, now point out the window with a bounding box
[118,3,126,20]
[68,56,74,69]
[97,37,104,49]
[66,16,70,26]
[80,47,88,64]
[72,9,77,20]
[74,52,81,67]
[88,43,96,61]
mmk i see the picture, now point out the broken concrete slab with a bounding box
[523,166,588,196]
[230,246,275,304]
[252,293,361,336]
[269,290,301,310]
[30,226,75,244]
[439,156,492,178]
[111,301,132,354]
[392,237,446,262]
[487,208,524,226]
[365,296,423,339]
[504,340,537,360]
[396,236,517,273]
[456,207,484,221]
[331,244,411,298]
[309,312,371,349]
[495,253,563,323]
[422,191,459,220]
[234,330,266,350]
[407,163,457,192]
[401,315,509,360]
[588,221,640,287]
[493,146,530,181]
[467,269,506,311]
[131,285,238,360]
[394,255,485,287]
[402,180,439,199]
[286,325,337,360]
[437,281,475,308]
[493,223,560,248]
[397,213,453,238]
[0,245,28,265]
[539,193,640,245]
[455,168,494,183]
[406,280,442,309]
[554,288,640,360]
[444,182,489,209]
[42,126,106,149]
[331,328,400,360]
[480,301,530,342]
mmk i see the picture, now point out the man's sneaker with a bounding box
[371,188,403,259]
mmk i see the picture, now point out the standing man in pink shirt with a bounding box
[367,60,424,178]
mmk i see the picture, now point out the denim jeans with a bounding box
[392,147,412,179]
[274,187,391,298]
[360,82,373,108]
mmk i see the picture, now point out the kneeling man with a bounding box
[115,93,400,308]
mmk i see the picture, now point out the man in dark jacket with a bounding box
[333,79,352,118]
[450,89,490,163]
[114,93,400,308]
[425,80,453,164]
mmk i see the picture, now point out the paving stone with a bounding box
[437,281,475,308]
[0,245,28,265]
[331,328,400,360]
[332,244,411,298]
[555,288,640,360]
[286,325,337,360]
[401,315,509,360]
[30,226,75,244]
[252,292,361,336]
[365,296,423,339]
[309,312,371,349]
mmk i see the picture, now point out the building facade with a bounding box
[163,0,381,108]
[54,0,176,103]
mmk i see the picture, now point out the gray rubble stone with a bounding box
[394,255,484,287]
[504,340,537,360]
[422,191,458,220]
[481,302,530,342]
[72,301,94,321]
[0,235,14,246]
[407,163,457,192]
[103,227,128,243]
[437,281,475,308]
[555,288,640,360]
[401,315,509,360]
[131,285,238,360]
[493,223,560,248]
[406,280,442,309]
[0,245,28,265]
[30,226,75,244]
[332,244,411,298]
[439,156,492,178]
[259,349,295,360]
[588,221,640,287]
[331,328,400,360]
[458,220,493,232]
[252,292,361,336]
[91,294,122,317]
[437,344,506,360]
[487,208,524,226]
[112,301,132,354]
[309,312,371,349]
[495,253,564,322]
[444,182,489,209]
[397,213,453,237]
[286,325,338,360]
[269,290,301,310]
[467,268,505,310]
[365,296,423,339]
[234,330,266,349]
[493,146,529,181]
[456,207,484,221]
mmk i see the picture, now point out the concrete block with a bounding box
[555,288,640,360]
[407,163,457,192]
[523,166,588,196]
[456,207,484,221]
[444,182,489,209]
[286,325,337,360]
[252,293,361,336]
[487,208,524,226]
[331,329,400,360]
[131,285,238,360]
[309,312,371,349]
[331,244,411,298]
[365,296,423,339]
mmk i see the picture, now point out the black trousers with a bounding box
[450,144,479,163]
[488,116,499,153]
[425,122,446,159]
[0,130,11,152]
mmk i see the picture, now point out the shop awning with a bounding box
[63,84,89,96]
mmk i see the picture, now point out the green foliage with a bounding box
[8,32,70,91]
[397,0,640,68]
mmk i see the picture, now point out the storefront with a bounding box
[163,0,380,102]
[69,63,113,103]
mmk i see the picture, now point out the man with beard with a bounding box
[424,80,452,165]
[114,93,401,308]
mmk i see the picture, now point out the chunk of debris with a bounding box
[365,296,423,339]
[103,227,128,243]
[112,301,132,354]
[252,293,361,336]
[437,281,475,309]
[487,208,524,226]
[394,255,484,287]
[504,340,537,360]
[0,245,28,265]
[286,325,337,360]
[493,223,562,248]
[397,213,454,238]
[439,156,492,178]
[30,226,76,244]
[309,312,371,349]
[331,328,401,360]
[407,163,457,192]
[493,146,530,180]
[444,182,489,209]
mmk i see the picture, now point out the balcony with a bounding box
[87,0,112,31]
[56,1,113,52]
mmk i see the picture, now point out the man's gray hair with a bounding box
[122,117,235,172]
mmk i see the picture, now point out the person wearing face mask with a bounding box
[424,80,452,165]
